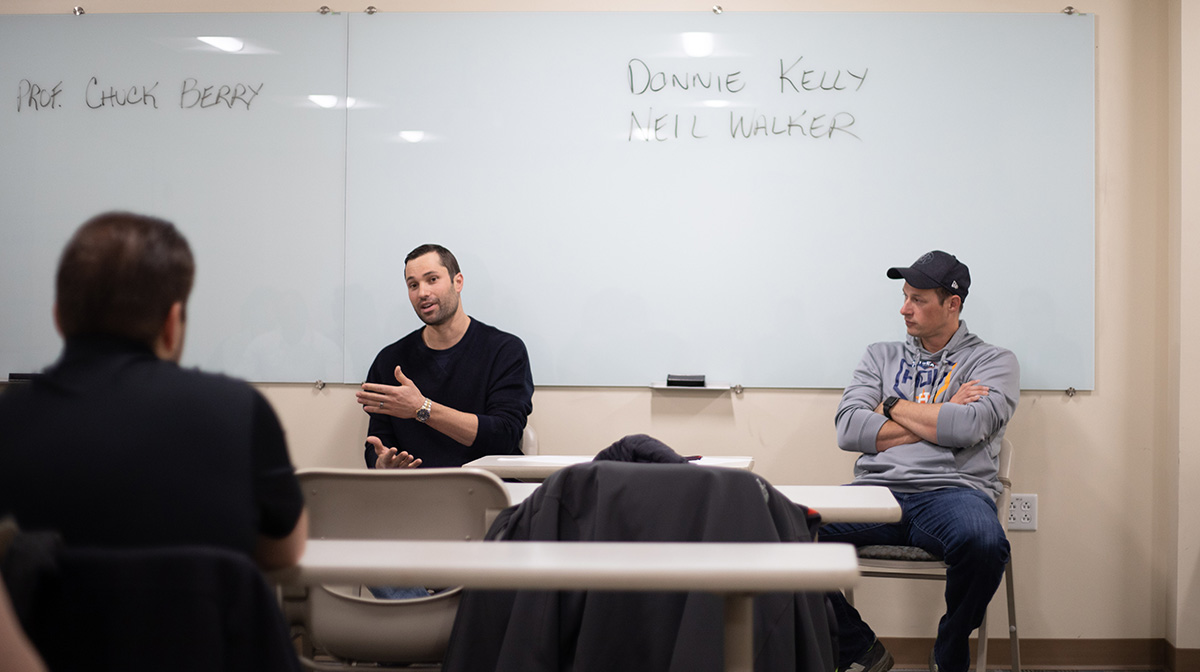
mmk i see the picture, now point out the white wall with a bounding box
[4,0,1196,651]
[1166,0,1200,652]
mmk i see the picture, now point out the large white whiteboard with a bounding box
[344,12,1094,388]
[0,13,348,384]
[0,12,1094,389]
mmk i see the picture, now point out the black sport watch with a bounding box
[882,396,900,420]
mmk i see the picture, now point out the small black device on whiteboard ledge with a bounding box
[666,374,706,388]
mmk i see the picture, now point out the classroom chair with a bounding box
[520,424,539,455]
[3,534,299,672]
[285,467,511,670]
[845,438,1020,672]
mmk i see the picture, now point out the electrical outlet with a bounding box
[1008,493,1037,531]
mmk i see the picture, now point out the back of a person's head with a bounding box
[55,212,195,346]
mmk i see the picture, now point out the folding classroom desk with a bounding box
[463,454,754,480]
[502,482,902,525]
[272,538,859,672]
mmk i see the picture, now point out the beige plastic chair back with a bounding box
[849,437,1020,672]
[293,467,510,667]
[520,424,539,455]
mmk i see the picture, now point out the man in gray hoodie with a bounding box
[822,251,1020,672]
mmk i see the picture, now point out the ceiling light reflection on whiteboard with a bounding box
[398,131,425,143]
[681,32,714,58]
[630,126,653,142]
[197,36,244,53]
[308,95,338,109]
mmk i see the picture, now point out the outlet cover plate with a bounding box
[1009,493,1037,531]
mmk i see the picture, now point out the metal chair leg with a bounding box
[1005,559,1020,672]
[975,610,989,672]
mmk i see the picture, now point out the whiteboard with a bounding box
[344,12,1094,388]
[0,13,348,383]
[0,12,1094,389]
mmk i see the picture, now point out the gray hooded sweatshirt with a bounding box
[834,321,1019,499]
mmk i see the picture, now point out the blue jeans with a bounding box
[819,487,1009,672]
[367,585,430,600]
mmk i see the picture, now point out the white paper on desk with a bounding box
[695,457,750,466]
[494,455,750,467]
[495,456,589,465]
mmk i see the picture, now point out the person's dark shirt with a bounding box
[363,318,533,469]
[0,336,303,556]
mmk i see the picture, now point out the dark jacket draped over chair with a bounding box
[443,454,837,672]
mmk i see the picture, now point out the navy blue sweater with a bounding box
[363,318,534,468]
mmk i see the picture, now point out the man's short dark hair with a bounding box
[933,286,965,309]
[55,211,195,345]
[405,244,460,278]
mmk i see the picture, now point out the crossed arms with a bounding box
[835,346,1020,455]
[872,379,991,451]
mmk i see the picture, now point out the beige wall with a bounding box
[5,0,1197,651]
[1167,0,1200,651]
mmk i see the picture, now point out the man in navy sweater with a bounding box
[355,244,534,469]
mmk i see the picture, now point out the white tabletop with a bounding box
[274,535,859,672]
[464,454,754,480]
[773,485,902,524]
[272,538,859,593]
[502,482,901,524]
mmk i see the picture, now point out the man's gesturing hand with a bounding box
[367,436,422,469]
[357,366,426,419]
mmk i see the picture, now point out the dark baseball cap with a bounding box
[887,250,970,299]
